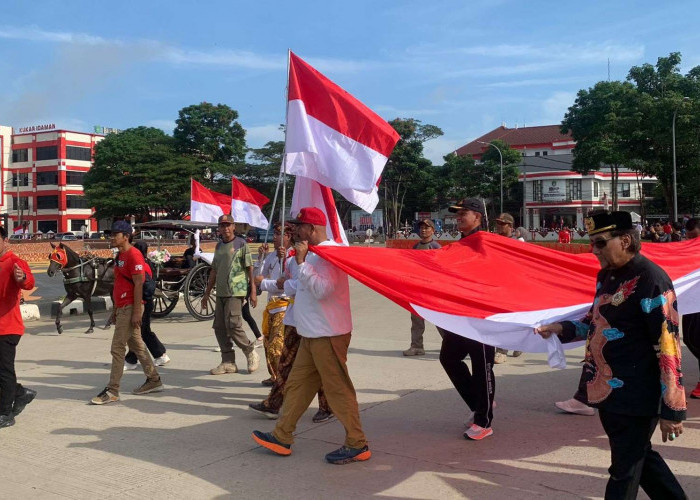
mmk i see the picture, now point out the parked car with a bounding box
[88,232,106,240]
[9,234,32,241]
[56,232,78,241]
[135,230,158,240]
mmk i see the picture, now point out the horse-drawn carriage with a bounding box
[47,220,218,334]
[134,220,217,321]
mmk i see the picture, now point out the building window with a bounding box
[66,195,89,209]
[37,171,58,185]
[642,183,655,198]
[535,151,541,157]
[12,173,29,187]
[12,148,28,162]
[37,195,59,210]
[11,197,29,210]
[542,151,548,156]
[66,171,86,185]
[66,146,91,161]
[566,179,582,200]
[38,220,57,233]
[617,183,631,198]
[36,145,58,161]
[70,220,87,231]
[593,181,599,198]
[532,180,542,201]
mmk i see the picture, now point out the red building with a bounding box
[0,126,104,235]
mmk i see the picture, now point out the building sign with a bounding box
[542,180,566,202]
[351,209,383,231]
[18,123,55,133]
[93,126,122,135]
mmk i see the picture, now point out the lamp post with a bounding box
[477,141,504,214]
[672,96,690,222]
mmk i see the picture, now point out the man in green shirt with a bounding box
[203,214,260,375]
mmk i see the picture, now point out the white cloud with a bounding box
[145,119,176,134]
[245,124,284,148]
[164,48,284,70]
[0,25,109,45]
[423,136,468,165]
[541,91,577,124]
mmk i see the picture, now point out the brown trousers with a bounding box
[273,334,366,448]
[213,296,254,364]
[263,326,329,412]
[108,305,159,395]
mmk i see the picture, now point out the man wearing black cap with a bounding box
[439,198,497,441]
[91,220,163,405]
[537,211,687,498]
[403,219,441,356]
[202,214,260,375]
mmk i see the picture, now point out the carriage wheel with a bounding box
[184,262,215,321]
[151,282,179,318]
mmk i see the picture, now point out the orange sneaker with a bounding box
[690,382,700,399]
[464,424,493,440]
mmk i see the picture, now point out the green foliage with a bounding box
[382,118,443,234]
[84,127,200,219]
[173,102,247,178]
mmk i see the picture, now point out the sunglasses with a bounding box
[590,237,615,249]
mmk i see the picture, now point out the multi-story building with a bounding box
[456,125,657,228]
[0,126,104,234]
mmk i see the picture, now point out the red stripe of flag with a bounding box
[232,177,270,208]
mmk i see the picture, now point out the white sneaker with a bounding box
[254,338,264,349]
[247,350,260,373]
[555,398,595,416]
[154,354,171,366]
[123,361,138,371]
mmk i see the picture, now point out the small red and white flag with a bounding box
[285,52,400,212]
[231,177,270,229]
[291,176,349,246]
[190,179,231,223]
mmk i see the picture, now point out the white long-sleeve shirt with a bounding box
[258,251,286,300]
[293,240,352,338]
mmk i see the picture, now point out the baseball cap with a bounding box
[218,214,235,224]
[495,213,514,225]
[288,207,327,226]
[110,220,133,235]
[418,219,435,229]
[448,198,485,215]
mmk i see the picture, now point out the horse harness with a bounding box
[50,248,113,295]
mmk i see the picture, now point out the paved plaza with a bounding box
[3,278,699,499]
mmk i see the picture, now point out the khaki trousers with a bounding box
[213,296,254,363]
[108,305,159,395]
[273,334,366,448]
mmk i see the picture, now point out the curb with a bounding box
[20,304,40,322]
[35,296,114,319]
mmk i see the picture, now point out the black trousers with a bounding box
[242,298,261,339]
[599,409,686,499]
[438,329,495,428]
[0,335,21,415]
[682,313,700,373]
[126,300,166,364]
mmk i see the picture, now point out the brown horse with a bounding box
[47,242,115,334]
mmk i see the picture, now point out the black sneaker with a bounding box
[325,445,371,465]
[312,409,334,423]
[249,402,279,419]
[13,387,37,417]
[0,414,15,429]
[251,430,291,456]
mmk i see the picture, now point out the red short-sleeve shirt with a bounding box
[113,247,146,308]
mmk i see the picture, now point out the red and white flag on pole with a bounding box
[231,177,270,229]
[291,176,349,246]
[190,179,231,223]
[285,52,400,213]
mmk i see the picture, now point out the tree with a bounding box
[84,127,200,219]
[382,118,443,235]
[561,80,642,211]
[173,102,247,178]
[236,139,285,201]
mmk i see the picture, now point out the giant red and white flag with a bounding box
[231,177,270,229]
[285,52,400,213]
[190,179,231,223]
[291,176,349,246]
[312,234,700,368]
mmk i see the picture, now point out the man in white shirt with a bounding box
[252,207,370,465]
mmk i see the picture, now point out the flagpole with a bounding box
[279,49,292,269]
[262,169,284,246]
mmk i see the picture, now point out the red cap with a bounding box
[289,207,327,226]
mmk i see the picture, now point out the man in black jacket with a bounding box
[537,211,686,499]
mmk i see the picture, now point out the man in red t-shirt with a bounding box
[558,226,571,244]
[91,221,163,405]
[0,226,37,428]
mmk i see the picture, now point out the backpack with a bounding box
[118,251,156,301]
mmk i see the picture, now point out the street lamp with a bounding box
[477,141,503,214]
[672,96,690,222]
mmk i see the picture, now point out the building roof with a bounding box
[456,125,573,157]
[518,154,648,175]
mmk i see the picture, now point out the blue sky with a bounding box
[1,1,698,164]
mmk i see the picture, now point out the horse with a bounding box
[47,242,115,334]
